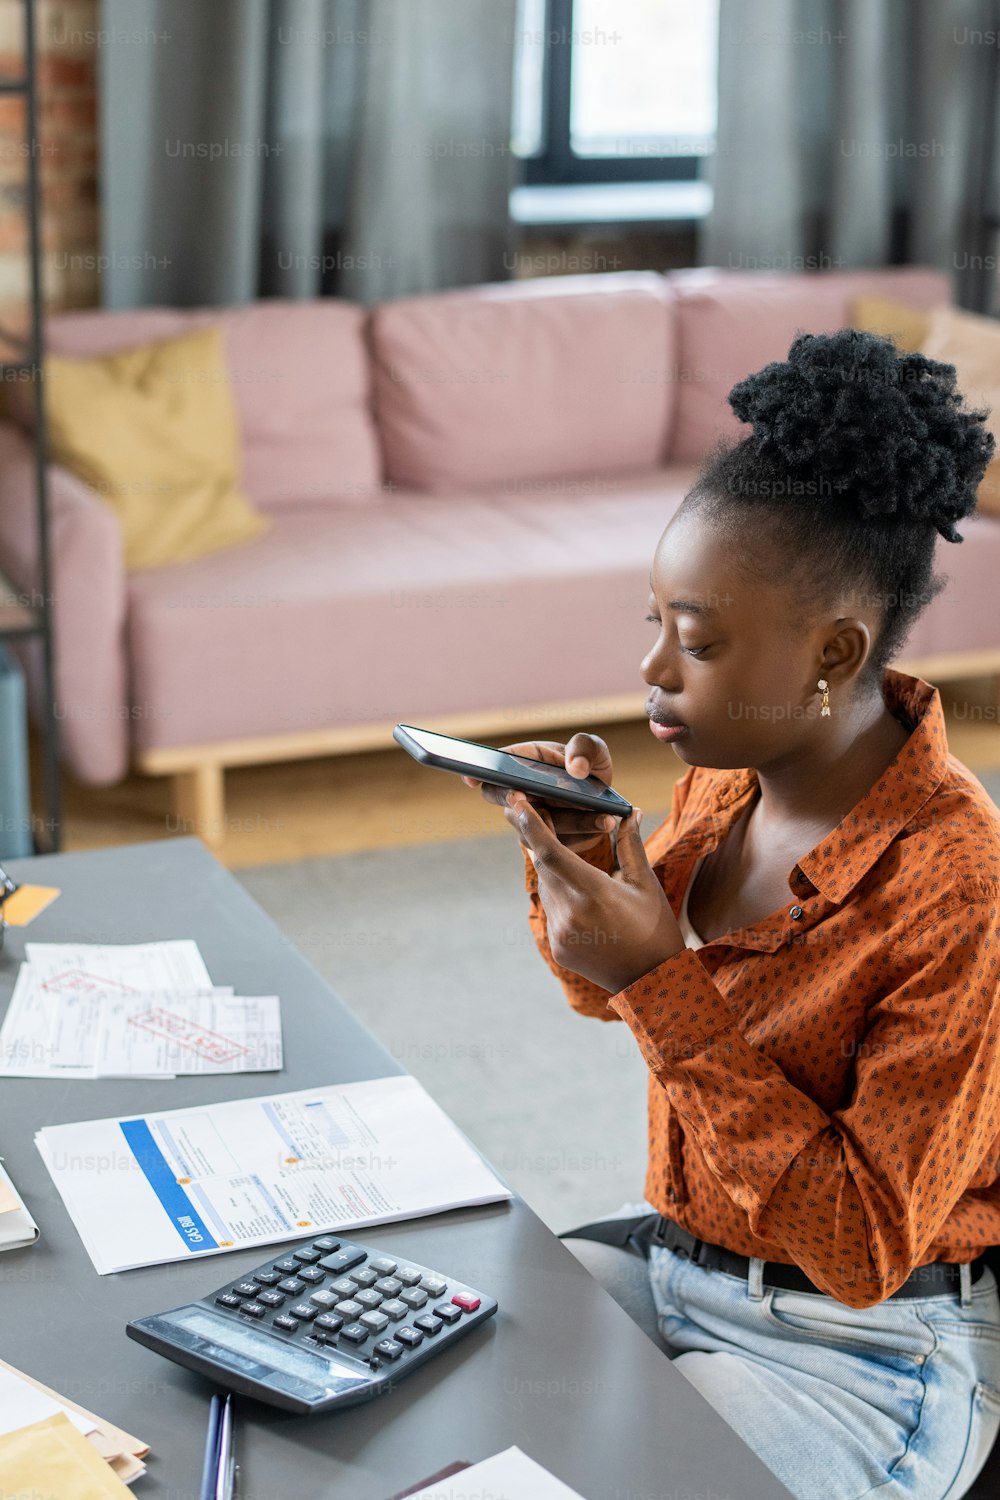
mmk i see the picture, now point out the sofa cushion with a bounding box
[40,301,382,508]
[46,327,269,571]
[666,267,953,463]
[371,273,677,492]
[124,466,702,752]
[920,305,1000,519]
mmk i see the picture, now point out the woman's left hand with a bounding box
[506,793,686,993]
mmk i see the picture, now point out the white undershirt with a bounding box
[678,856,706,950]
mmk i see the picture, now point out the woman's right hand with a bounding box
[462,732,617,853]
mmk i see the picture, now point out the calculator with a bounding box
[126,1234,499,1415]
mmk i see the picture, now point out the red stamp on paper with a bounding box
[43,969,139,997]
[128,1007,249,1065]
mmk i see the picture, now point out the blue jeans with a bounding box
[565,1206,1000,1500]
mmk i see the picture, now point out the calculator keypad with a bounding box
[202,1236,493,1384]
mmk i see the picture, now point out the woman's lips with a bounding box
[648,718,688,742]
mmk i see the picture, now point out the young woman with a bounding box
[466,329,1000,1500]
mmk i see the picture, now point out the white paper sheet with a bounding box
[35,1076,512,1274]
[0,1160,39,1250]
[0,1365,95,1440]
[94,992,282,1077]
[0,967,95,1078]
[409,1447,587,1499]
[25,940,213,996]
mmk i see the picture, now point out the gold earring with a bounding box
[818,678,830,716]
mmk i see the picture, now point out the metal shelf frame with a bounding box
[0,0,61,851]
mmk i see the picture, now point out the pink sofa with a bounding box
[1,265,994,837]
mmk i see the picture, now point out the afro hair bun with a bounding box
[726,328,995,541]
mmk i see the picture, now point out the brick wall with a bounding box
[0,0,98,336]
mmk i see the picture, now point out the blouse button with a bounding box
[789,905,803,919]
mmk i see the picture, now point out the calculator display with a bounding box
[174,1308,370,1394]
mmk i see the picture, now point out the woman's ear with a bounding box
[820,618,872,686]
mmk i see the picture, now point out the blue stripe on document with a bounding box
[119,1119,219,1253]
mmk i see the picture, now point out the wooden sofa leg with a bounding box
[173,764,226,846]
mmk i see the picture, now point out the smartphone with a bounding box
[393,724,633,816]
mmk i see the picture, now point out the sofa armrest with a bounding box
[0,420,129,784]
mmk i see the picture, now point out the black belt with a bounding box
[560,1213,986,1301]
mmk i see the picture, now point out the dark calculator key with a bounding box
[234,1282,260,1298]
[368,1256,398,1275]
[340,1322,369,1344]
[293,1247,322,1265]
[375,1276,402,1297]
[253,1270,280,1287]
[215,1293,242,1310]
[360,1310,389,1334]
[435,1303,462,1325]
[421,1276,448,1298]
[278,1277,305,1295]
[330,1277,358,1297]
[241,1302,266,1319]
[413,1314,442,1336]
[319,1245,367,1274]
[289,1303,318,1321]
[311,1236,341,1253]
[395,1326,424,1348]
[381,1299,408,1321]
[273,1258,300,1274]
[314,1313,344,1333]
[400,1288,428,1309]
[273,1315,299,1333]
[334,1299,363,1320]
[354,1289,383,1310]
[257,1290,286,1308]
[451,1292,481,1312]
[349,1268,378,1289]
[297,1266,325,1284]
[373,1338,403,1361]
[394,1267,421,1287]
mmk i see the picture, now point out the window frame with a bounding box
[522,0,712,185]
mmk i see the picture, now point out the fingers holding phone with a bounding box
[462,733,618,852]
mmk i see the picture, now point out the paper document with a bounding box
[0,1357,149,1485]
[0,1365,96,1439]
[36,1075,512,1274]
[25,939,213,994]
[409,1447,588,1499]
[0,1158,39,1250]
[0,942,283,1079]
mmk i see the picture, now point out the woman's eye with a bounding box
[644,614,661,625]
[681,644,709,658]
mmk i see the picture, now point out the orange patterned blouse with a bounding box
[524,671,1000,1308]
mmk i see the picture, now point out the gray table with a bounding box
[0,839,790,1500]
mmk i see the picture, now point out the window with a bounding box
[512,0,719,184]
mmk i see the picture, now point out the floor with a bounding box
[43,677,1000,866]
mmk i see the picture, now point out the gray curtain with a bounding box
[702,0,1000,308]
[99,0,517,307]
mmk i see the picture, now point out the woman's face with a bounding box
[641,506,853,771]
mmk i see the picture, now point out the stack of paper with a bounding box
[406,1447,588,1499]
[36,1075,513,1274]
[0,1356,149,1486]
[0,1157,38,1249]
[0,940,282,1079]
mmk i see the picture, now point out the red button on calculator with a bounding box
[452,1293,480,1312]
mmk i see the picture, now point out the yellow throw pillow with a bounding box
[919,305,1000,520]
[850,295,931,354]
[45,325,269,571]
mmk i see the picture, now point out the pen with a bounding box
[215,1394,236,1500]
[200,1393,224,1500]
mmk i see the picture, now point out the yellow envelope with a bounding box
[3,884,61,926]
[0,1412,134,1499]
